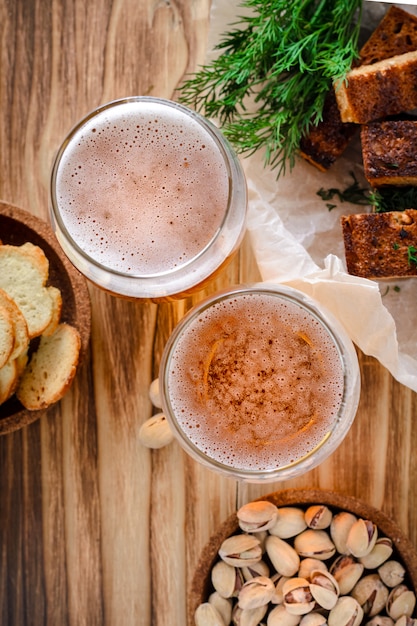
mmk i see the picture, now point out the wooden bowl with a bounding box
[0,200,91,435]
[189,488,417,625]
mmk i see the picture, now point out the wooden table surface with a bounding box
[1,1,417,624]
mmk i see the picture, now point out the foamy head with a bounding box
[50,98,247,298]
[161,286,360,481]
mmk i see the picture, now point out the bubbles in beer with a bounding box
[55,101,229,275]
[167,293,344,472]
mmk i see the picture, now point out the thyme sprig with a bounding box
[179,0,362,175]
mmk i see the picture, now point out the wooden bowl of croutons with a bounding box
[189,489,417,626]
[0,200,91,435]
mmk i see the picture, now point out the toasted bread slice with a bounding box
[0,358,18,404]
[358,6,417,66]
[16,323,81,410]
[341,209,417,278]
[361,120,417,187]
[0,304,14,369]
[0,288,29,360]
[335,50,417,124]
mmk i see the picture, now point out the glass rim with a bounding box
[160,283,361,482]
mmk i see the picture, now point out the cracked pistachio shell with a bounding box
[237,501,279,533]
[328,596,364,626]
[265,535,300,577]
[148,378,162,408]
[211,560,241,598]
[351,573,389,617]
[360,538,393,570]
[365,617,394,625]
[241,559,270,582]
[138,413,174,449]
[269,507,307,539]
[294,529,336,561]
[329,554,364,595]
[208,592,233,626]
[232,603,267,626]
[346,519,378,558]
[219,534,263,568]
[267,604,303,626]
[270,573,290,604]
[298,558,328,581]
[305,505,333,530]
[387,585,417,620]
[330,512,358,555]
[195,602,227,626]
[283,577,315,616]
[378,560,406,588]
[299,613,328,625]
[394,617,417,626]
[309,569,339,610]
[238,576,275,610]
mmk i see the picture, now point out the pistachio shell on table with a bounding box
[330,511,358,555]
[386,584,417,621]
[232,602,267,626]
[269,507,307,539]
[346,518,378,558]
[304,505,333,530]
[282,577,315,616]
[267,603,302,625]
[195,602,227,626]
[360,538,394,570]
[148,378,162,408]
[138,413,174,449]
[238,576,275,611]
[351,573,389,617]
[298,558,328,581]
[329,554,364,595]
[265,535,300,577]
[328,595,364,626]
[208,591,233,626]
[237,501,279,533]
[365,617,395,625]
[378,561,406,588]
[211,560,242,598]
[309,569,339,610]
[294,529,336,561]
[219,534,263,568]
[299,613,328,625]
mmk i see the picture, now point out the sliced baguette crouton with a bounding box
[0,288,29,360]
[0,304,14,368]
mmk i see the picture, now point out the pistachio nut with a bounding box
[298,558,328,581]
[294,529,336,561]
[138,413,174,449]
[208,591,233,626]
[211,560,242,598]
[309,569,339,610]
[267,604,302,626]
[238,576,275,611]
[269,507,307,539]
[232,603,267,626]
[241,560,270,582]
[329,554,364,595]
[237,501,279,533]
[219,534,263,568]
[346,518,378,558]
[299,613,328,625]
[270,573,290,605]
[305,505,333,530]
[328,596,364,626]
[365,617,395,625]
[195,602,227,626]
[148,378,162,408]
[265,535,300,577]
[378,561,406,588]
[394,617,417,626]
[330,512,358,555]
[360,538,394,570]
[351,573,389,617]
[386,584,417,621]
[282,577,315,615]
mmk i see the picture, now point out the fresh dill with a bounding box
[178,0,363,176]
[408,245,417,266]
[317,171,372,210]
[372,187,417,213]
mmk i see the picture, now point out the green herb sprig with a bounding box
[179,0,362,175]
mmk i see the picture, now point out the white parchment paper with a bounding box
[207,1,417,392]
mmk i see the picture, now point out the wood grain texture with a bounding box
[0,1,416,625]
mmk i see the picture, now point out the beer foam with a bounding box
[54,100,229,275]
[167,293,344,471]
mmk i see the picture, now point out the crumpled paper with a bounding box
[207,1,417,392]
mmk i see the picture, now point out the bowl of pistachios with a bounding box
[189,489,417,626]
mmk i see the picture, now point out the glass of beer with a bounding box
[159,284,360,482]
[49,97,247,300]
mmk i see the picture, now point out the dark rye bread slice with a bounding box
[361,120,417,187]
[341,209,417,278]
[300,7,417,169]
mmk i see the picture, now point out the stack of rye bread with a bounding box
[0,241,81,410]
[300,6,417,280]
